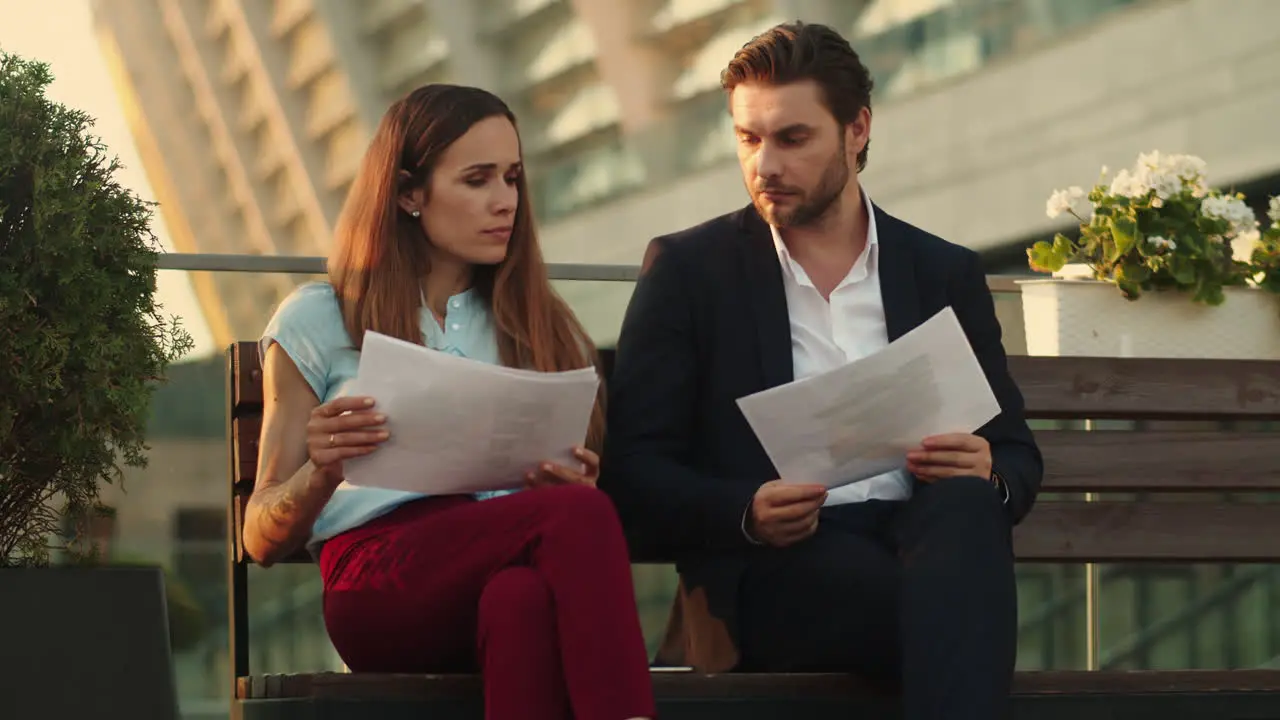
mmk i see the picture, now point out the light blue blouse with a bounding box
[260,281,517,551]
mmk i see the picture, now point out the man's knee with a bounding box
[747,533,902,614]
[904,476,1011,553]
[741,534,902,674]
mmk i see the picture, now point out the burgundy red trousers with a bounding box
[319,483,655,720]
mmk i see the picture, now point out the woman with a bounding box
[243,84,655,720]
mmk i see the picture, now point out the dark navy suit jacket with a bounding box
[599,201,1043,668]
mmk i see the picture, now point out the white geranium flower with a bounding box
[1175,155,1207,184]
[1147,235,1176,251]
[1201,194,1258,238]
[1148,172,1182,200]
[1160,152,1206,182]
[1046,186,1090,219]
[1109,169,1148,198]
[1130,150,1208,198]
[1135,150,1161,168]
[1231,228,1261,262]
[1269,195,1280,224]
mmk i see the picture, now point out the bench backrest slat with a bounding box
[229,343,261,565]
[230,342,264,410]
[1009,356,1280,421]
[231,424,1280,494]
[232,350,1280,420]
[1039,429,1280,492]
[1013,501,1280,562]
[227,342,1280,564]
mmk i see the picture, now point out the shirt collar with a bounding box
[770,187,879,289]
[419,286,480,313]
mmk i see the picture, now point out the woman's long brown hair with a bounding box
[327,84,605,452]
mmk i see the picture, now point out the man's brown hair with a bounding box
[721,21,875,171]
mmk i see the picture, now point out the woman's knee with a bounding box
[479,567,553,626]
[527,483,621,527]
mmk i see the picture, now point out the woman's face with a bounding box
[405,115,522,267]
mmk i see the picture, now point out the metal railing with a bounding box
[156,252,641,282]
[155,251,1035,290]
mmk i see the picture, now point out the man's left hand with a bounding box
[906,433,992,483]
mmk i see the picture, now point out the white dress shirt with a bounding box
[769,189,913,506]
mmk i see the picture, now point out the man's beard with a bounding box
[753,143,851,229]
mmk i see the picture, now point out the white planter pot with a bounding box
[1016,279,1280,359]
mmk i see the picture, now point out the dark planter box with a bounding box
[0,565,179,720]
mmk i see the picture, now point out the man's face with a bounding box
[730,80,866,228]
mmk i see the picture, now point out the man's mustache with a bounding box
[754,183,801,194]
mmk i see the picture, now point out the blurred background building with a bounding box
[59,0,1280,716]
[91,0,1280,349]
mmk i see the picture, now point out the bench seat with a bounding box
[237,669,1280,719]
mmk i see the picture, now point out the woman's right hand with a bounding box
[307,396,390,486]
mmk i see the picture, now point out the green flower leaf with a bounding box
[1027,242,1065,273]
[1116,260,1152,286]
[1110,216,1138,259]
[1027,233,1078,274]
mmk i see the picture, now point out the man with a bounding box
[600,21,1043,720]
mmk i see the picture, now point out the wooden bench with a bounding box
[226,341,1280,718]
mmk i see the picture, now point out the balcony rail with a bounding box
[156,252,642,282]
[155,251,1034,290]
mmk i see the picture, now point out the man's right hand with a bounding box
[747,480,828,547]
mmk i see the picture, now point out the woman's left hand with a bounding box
[525,446,599,489]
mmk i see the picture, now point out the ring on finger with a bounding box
[328,433,336,447]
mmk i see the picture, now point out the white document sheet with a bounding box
[342,331,600,494]
[735,306,1001,489]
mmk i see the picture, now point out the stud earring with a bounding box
[411,209,421,218]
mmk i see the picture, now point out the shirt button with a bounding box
[449,298,461,309]
[449,322,461,331]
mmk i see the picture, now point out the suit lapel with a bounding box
[873,204,921,342]
[738,206,794,389]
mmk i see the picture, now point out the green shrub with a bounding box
[0,50,193,566]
